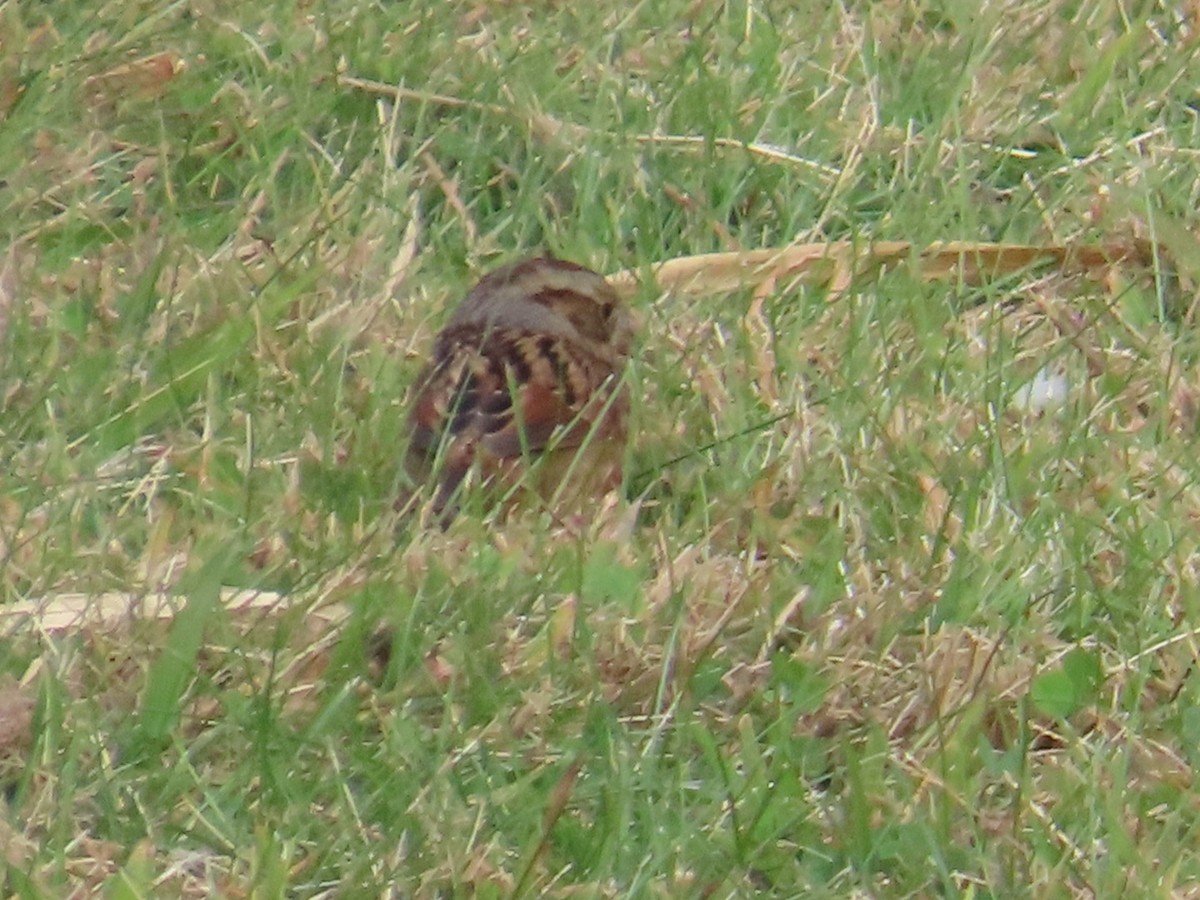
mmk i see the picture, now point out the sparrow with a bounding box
[406,257,634,522]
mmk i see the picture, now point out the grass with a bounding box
[2,0,1200,895]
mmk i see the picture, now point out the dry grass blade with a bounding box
[607,239,1157,300]
[338,74,582,145]
[338,74,840,179]
[632,134,842,181]
[0,588,347,637]
[512,754,586,897]
[85,52,186,106]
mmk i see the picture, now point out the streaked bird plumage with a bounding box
[406,257,633,521]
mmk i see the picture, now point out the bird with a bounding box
[405,257,634,522]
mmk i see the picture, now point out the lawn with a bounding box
[3,0,1200,896]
